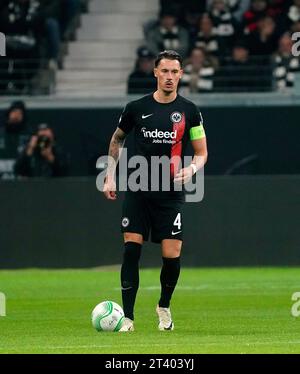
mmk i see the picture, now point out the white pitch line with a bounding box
[3,340,300,351]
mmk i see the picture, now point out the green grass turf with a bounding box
[0,267,300,353]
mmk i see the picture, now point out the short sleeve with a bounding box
[190,104,203,128]
[118,103,135,134]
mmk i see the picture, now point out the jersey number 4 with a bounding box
[173,213,181,230]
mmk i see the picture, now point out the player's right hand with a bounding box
[103,176,117,200]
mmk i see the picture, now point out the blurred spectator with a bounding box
[15,123,69,177]
[230,0,252,22]
[206,0,251,23]
[60,0,81,40]
[217,41,259,91]
[146,10,190,58]
[208,0,238,54]
[0,0,81,64]
[287,0,300,27]
[151,2,204,42]
[144,0,206,38]
[267,0,290,34]
[127,47,156,94]
[0,0,83,94]
[193,13,221,56]
[0,100,31,179]
[0,0,61,61]
[273,33,300,89]
[216,40,273,91]
[247,16,279,56]
[39,0,61,66]
[181,8,202,41]
[268,0,290,18]
[242,0,268,34]
[0,0,62,85]
[180,47,216,93]
[0,0,39,58]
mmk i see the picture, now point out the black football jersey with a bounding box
[118,93,203,196]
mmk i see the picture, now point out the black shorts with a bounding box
[121,191,184,243]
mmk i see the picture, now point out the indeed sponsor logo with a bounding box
[141,127,177,140]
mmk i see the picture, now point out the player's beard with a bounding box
[157,77,178,95]
[162,83,176,95]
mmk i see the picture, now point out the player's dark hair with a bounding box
[155,50,183,68]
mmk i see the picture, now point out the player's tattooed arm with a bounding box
[106,127,127,179]
[103,128,127,200]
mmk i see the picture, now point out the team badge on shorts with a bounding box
[122,217,130,228]
[170,112,182,123]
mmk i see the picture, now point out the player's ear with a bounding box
[154,68,158,78]
[179,68,183,79]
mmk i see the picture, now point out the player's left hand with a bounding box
[174,166,194,185]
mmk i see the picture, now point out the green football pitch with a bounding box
[0,267,299,354]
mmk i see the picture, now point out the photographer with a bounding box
[15,123,69,177]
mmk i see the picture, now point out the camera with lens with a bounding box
[37,135,51,150]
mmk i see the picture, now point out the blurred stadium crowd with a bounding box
[0,1,300,179]
[0,0,299,95]
[128,0,300,93]
[0,0,88,94]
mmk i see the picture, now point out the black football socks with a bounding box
[158,256,181,308]
[120,241,142,320]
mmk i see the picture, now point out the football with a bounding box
[91,301,124,332]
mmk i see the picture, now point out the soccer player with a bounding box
[103,50,208,332]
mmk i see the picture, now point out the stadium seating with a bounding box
[56,0,159,96]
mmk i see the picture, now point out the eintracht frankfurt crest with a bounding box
[170,112,182,123]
